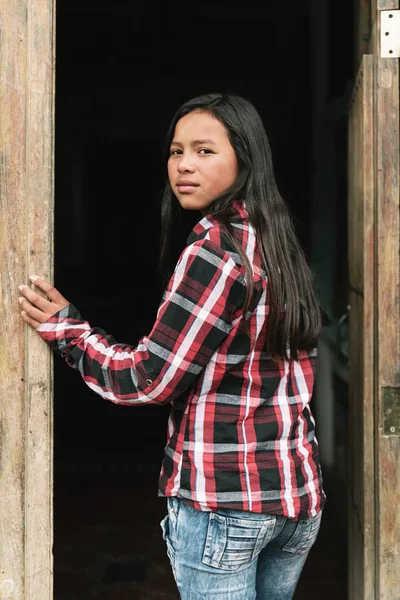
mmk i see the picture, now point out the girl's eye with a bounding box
[198,148,213,155]
[169,149,182,156]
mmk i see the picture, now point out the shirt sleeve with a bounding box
[36,238,246,405]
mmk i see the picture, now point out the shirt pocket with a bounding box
[282,511,322,555]
[202,513,276,572]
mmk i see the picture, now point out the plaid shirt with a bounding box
[37,201,325,519]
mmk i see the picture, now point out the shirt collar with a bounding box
[187,200,248,245]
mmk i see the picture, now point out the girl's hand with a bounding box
[18,275,70,329]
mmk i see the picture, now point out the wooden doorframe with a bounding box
[0,0,55,598]
[373,2,400,597]
[348,53,375,600]
[351,0,400,598]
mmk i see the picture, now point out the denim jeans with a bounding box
[160,497,322,600]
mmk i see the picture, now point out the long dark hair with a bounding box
[160,92,322,361]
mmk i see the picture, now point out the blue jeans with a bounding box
[160,497,322,599]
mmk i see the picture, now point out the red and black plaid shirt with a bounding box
[37,201,325,519]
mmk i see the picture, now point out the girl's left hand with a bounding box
[18,275,70,329]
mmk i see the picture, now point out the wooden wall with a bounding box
[0,1,55,598]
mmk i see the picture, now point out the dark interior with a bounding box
[54,1,353,597]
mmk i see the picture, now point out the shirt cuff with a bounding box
[36,303,92,366]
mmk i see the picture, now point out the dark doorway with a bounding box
[54,1,351,597]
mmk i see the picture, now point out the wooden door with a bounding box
[0,0,55,598]
[348,4,400,598]
[348,53,375,600]
[373,5,400,595]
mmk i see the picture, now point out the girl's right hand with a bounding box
[18,275,70,329]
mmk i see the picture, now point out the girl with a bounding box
[18,93,325,599]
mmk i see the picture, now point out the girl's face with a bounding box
[168,110,238,214]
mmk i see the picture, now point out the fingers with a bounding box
[29,275,69,306]
[21,310,41,330]
[18,275,70,330]
[19,295,52,324]
[19,284,53,314]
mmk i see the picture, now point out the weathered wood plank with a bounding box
[0,1,30,596]
[24,0,55,595]
[377,0,400,9]
[0,0,55,598]
[348,291,365,599]
[348,54,375,600]
[360,55,376,600]
[375,53,400,599]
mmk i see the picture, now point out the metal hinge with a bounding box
[383,387,400,436]
[380,10,400,58]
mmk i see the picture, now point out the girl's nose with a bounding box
[177,156,195,173]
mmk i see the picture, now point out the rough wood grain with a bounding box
[348,54,375,600]
[377,0,399,9]
[24,1,55,597]
[0,0,55,598]
[0,2,29,596]
[375,53,400,599]
[360,56,375,600]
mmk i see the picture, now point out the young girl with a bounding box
[19,93,325,600]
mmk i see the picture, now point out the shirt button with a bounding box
[145,378,153,386]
